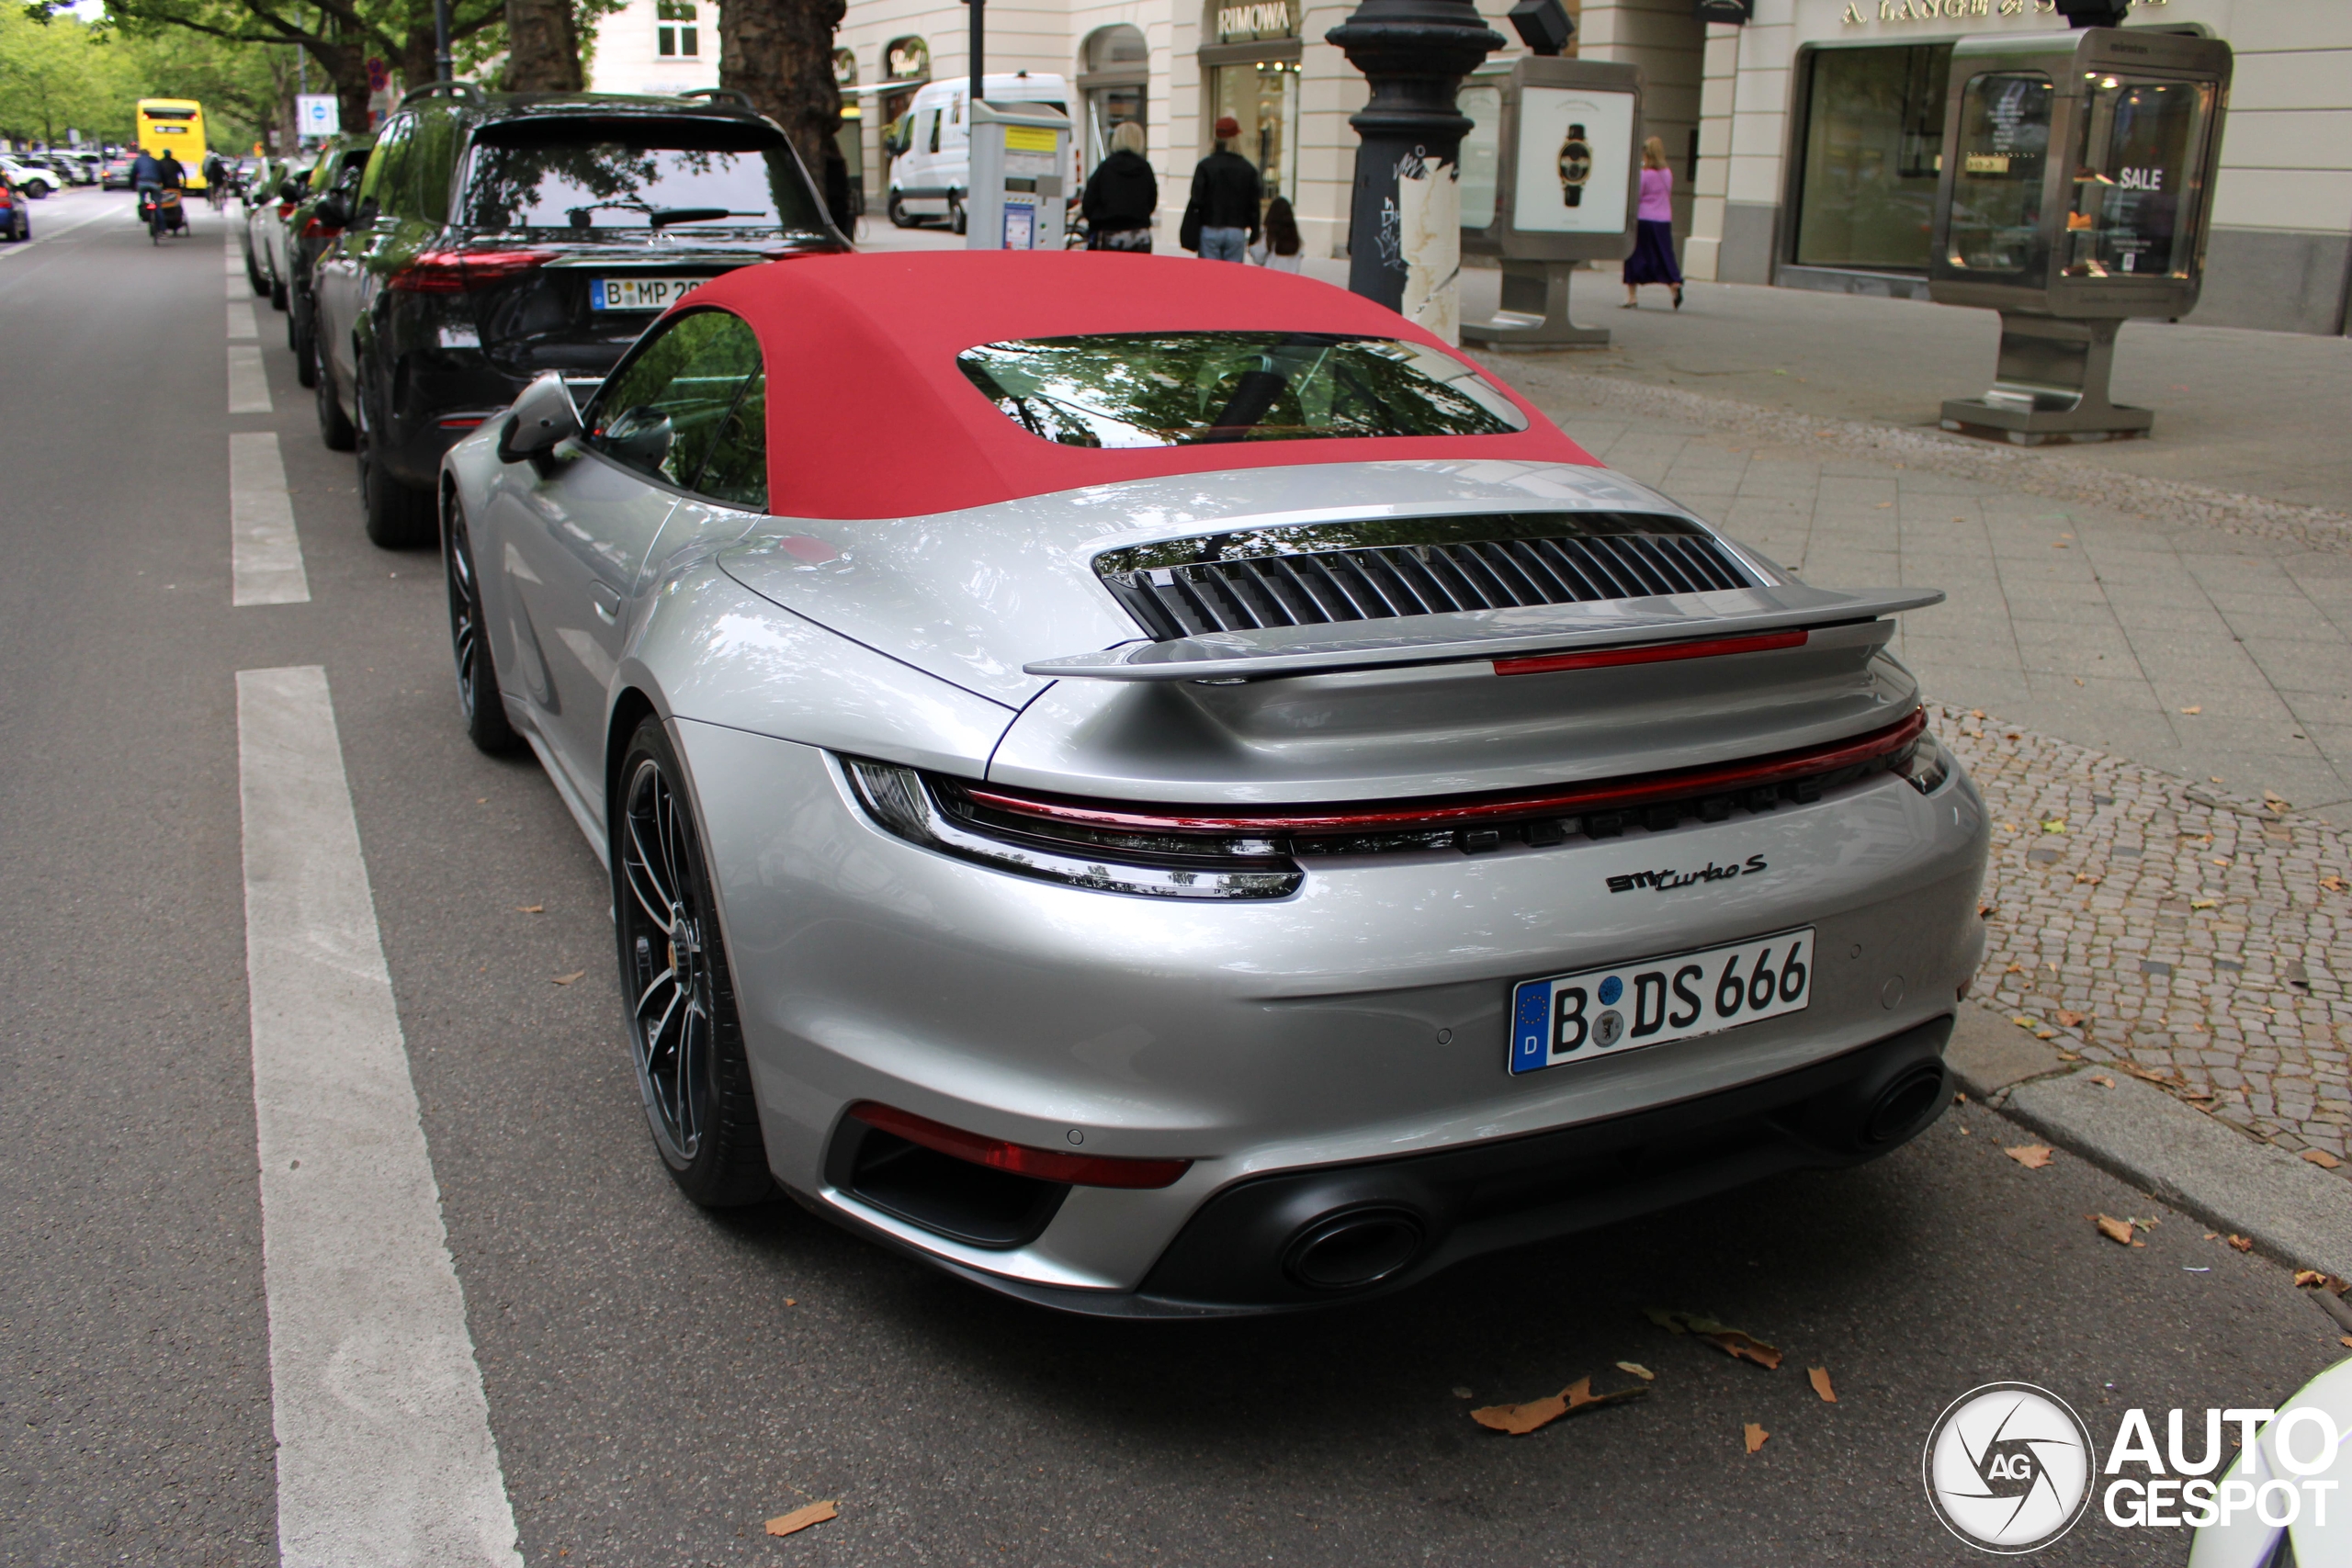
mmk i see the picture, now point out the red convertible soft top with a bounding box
[681,251,1596,520]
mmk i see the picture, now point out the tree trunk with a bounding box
[504,0,585,93]
[718,0,846,207]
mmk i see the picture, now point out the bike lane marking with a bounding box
[237,666,524,1568]
[229,300,259,340]
[229,348,273,413]
[230,434,305,604]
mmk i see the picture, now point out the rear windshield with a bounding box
[956,333,1529,447]
[458,118,828,236]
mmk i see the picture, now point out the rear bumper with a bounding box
[820,1017,1954,1317]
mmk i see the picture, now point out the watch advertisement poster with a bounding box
[1511,87,1636,235]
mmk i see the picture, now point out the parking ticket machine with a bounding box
[967,100,1071,252]
[1928,28,2232,443]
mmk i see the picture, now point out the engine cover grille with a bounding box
[1094,513,1758,640]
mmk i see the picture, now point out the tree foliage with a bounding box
[0,6,277,147]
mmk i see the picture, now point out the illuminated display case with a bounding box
[1928,27,2231,443]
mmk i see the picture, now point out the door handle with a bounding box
[590,584,622,625]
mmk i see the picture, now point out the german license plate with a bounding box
[589,276,706,311]
[1508,928,1815,1076]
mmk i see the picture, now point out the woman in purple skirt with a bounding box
[1623,135,1683,310]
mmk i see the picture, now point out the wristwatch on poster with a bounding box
[1559,123,1592,208]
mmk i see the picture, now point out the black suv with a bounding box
[287,135,375,389]
[310,83,845,546]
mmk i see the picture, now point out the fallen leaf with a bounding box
[765,1501,838,1538]
[2075,873,2102,886]
[515,904,545,914]
[2005,1145,2054,1169]
[1745,1423,1770,1454]
[2035,1029,2057,1041]
[1970,709,1985,719]
[2322,875,2346,893]
[1452,1386,1474,1399]
[2089,1075,2116,1088]
[2190,898,2218,910]
[2179,705,2202,715]
[1809,1367,1837,1404]
[785,1298,797,1307]
[2095,1214,2136,1246]
[2013,1015,2034,1029]
[2229,1235,2254,1253]
[2293,1271,2349,1292]
[2041,818,2067,833]
[1959,1125,1972,1135]
[1615,1362,1655,1382]
[1644,1308,1786,1371]
[2342,1336,2352,1349]
[2005,964,2025,975]
[551,970,587,986]
[2055,1010,2086,1028]
[1472,1376,1645,1435]
[2301,1149,2342,1169]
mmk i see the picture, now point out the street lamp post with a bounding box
[963,0,985,104]
[1325,0,1501,339]
[433,0,453,83]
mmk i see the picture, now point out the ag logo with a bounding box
[1922,1382,2093,1553]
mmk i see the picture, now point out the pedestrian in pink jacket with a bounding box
[1623,136,1684,310]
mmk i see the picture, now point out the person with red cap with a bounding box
[1180,114,1261,262]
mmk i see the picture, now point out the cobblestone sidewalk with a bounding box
[1947,708,2352,1176]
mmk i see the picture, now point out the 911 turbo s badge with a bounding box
[1606,854,1767,894]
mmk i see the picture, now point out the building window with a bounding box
[656,0,698,59]
[1079,25,1148,172]
[1198,0,1299,204]
[1792,43,1951,272]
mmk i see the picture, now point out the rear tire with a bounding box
[949,196,967,235]
[314,346,355,451]
[887,192,914,228]
[443,492,521,755]
[355,378,433,547]
[270,275,288,312]
[246,253,269,295]
[612,717,774,1208]
[293,303,319,390]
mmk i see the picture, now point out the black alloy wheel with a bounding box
[612,716,774,1208]
[354,373,434,547]
[442,494,520,755]
[314,344,354,451]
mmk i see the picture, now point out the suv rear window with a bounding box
[458,118,828,236]
[955,333,1529,447]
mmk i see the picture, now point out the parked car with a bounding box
[251,153,316,310]
[435,252,1988,1315]
[884,71,1074,233]
[0,173,28,242]
[284,134,374,390]
[100,153,136,189]
[311,83,842,545]
[64,152,101,185]
[0,158,55,198]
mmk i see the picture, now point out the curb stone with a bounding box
[1947,1003,2352,1281]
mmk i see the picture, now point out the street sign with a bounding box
[297,95,340,139]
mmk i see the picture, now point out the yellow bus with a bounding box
[135,99,210,190]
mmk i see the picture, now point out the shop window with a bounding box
[1792,44,1951,272]
[656,0,697,59]
[1080,25,1149,171]
[1945,71,2054,277]
[881,37,931,133]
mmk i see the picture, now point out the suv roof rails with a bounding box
[399,80,484,108]
[674,86,757,109]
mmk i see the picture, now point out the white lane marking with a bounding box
[237,667,525,1568]
[230,434,306,604]
[228,275,247,299]
[229,300,259,340]
[230,345,274,415]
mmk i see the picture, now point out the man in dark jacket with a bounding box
[1183,116,1259,262]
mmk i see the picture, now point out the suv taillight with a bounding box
[390,248,552,293]
[277,201,297,218]
[300,217,340,238]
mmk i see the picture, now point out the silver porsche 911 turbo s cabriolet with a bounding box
[440,250,1989,1315]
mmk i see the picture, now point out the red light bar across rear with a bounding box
[390,248,552,293]
[1493,627,1807,678]
[963,707,1928,836]
[846,1102,1192,1190]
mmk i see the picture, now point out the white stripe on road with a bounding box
[237,667,524,1568]
[230,345,273,415]
[230,434,306,604]
[229,300,258,340]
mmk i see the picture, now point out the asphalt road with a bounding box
[0,186,2344,1568]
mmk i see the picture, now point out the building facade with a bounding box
[589,0,2347,334]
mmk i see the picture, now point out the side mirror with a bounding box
[496,372,582,465]
[315,191,352,229]
[278,176,303,202]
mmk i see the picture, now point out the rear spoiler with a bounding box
[1023,584,1944,682]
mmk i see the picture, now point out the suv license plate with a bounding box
[1508,928,1815,1076]
[590,276,706,311]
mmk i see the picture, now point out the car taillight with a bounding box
[845,1102,1191,1190]
[277,201,296,218]
[390,248,550,293]
[300,218,340,238]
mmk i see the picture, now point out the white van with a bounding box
[884,73,1075,233]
